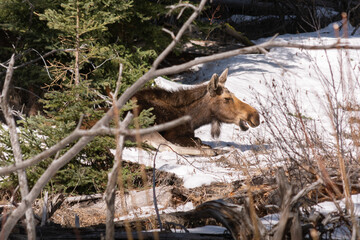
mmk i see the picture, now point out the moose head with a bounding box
[206,68,260,138]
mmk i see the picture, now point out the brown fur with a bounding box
[132,68,260,147]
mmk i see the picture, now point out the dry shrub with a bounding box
[246,21,360,237]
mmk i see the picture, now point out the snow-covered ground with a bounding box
[123,21,360,188]
[121,21,360,237]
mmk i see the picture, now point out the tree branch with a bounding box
[76,115,192,137]
[0,130,83,176]
[0,115,191,176]
[0,48,77,70]
[154,38,360,77]
[0,54,36,239]
[105,113,132,240]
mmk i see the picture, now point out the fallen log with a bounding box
[191,199,266,239]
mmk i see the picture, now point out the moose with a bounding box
[132,68,260,156]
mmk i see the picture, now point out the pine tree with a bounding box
[0,0,186,195]
[38,0,132,85]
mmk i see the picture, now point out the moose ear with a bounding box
[219,68,228,84]
[208,73,219,97]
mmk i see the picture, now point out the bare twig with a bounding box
[0,48,77,70]
[290,178,323,206]
[162,28,176,39]
[154,38,360,77]
[0,62,8,68]
[0,130,83,176]
[167,3,197,19]
[167,3,198,12]
[26,48,54,80]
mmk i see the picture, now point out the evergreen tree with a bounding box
[0,0,160,195]
[38,0,132,85]
[0,0,206,195]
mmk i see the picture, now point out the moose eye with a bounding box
[224,97,232,103]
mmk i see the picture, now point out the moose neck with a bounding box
[181,86,214,129]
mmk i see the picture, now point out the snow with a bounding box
[124,22,360,189]
[120,21,360,236]
[121,147,244,188]
[313,194,360,216]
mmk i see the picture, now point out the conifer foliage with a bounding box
[0,0,171,194]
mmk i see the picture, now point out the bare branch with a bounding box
[91,56,116,70]
[162,28,176,39]
[77,115,191,137]
[152,0,207,70]
[1,54,15,100]
[290,178,324,206]
[113,63,123,99]
[105,113,132,240]
[0,130,82,176]
[152,148,163,231]
[154,38,360,77]
[0,54,36,239]
[12,48,77,70]
[167,3,198,12]
[167,3,198,19]
[0,115,190,176]
[40,191,48,226]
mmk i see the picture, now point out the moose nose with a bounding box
[249,111,260,127]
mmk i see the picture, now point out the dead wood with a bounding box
[113,198,265,240]
[273,168,301,239]
[271,168,324,239]
[193,199,266,239]
[65,193,103,203]
[8,168,354,239]
[221,23,255,47]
